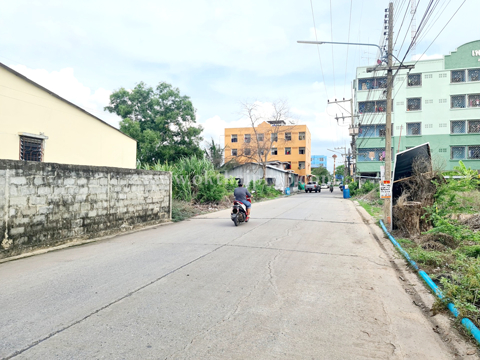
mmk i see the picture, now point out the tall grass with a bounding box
[141,156,229,203]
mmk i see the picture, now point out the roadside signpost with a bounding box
[380,180,392,199]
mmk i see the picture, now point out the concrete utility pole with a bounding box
[332,154,337,184]
[328,98,359,178]
[384,2,394,227]
[365,2,414,230]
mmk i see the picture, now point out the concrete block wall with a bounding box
[0,160,172,259]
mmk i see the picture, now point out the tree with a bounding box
[204,138,224,169]
[311,166,330,183]
[105,82,203,164]
[237,100,296,179]
[335,164,345,179]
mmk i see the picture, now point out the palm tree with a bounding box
[204,138,224,169]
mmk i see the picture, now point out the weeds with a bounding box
[390,160,480,328]
[140,155,282,205]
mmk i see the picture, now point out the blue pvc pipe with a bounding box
[379,220,480,346]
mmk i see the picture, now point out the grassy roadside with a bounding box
[355,188,480,331]
[357,199,383,221]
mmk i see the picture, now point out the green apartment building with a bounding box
[354,40,480,177]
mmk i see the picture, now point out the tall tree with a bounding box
[105,82,203,164]
[204,138,224,169]
[237,100,296,179]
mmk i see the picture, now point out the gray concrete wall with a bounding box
[0,160,172,259]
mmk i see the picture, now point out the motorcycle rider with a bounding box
[234,181,252,221]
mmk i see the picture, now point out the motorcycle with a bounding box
[329,186,334,193]
[231,196,251,226]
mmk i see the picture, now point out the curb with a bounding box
[379,220,480,345]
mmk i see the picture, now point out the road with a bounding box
[0,191,462,359]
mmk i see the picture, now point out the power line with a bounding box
[309,0,329,98]
[329,0,337,97]
[392,0,467,99]
[343,0,353,96]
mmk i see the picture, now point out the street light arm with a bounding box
[297,40,383,54]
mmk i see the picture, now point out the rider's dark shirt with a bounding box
[234,187,252,201]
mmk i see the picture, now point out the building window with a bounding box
[231,149,237,156]
[285,162,291,170]
[358,77,387,90]
[231,134,238,143]
[468,94,480,107]
[451,146,465,159]
[424,74,433,79]
[299,161,305,169]
[266,177,276,185]
[244,134,251,143]
[469,146,480,159]
[358,124,386,138]
[469,120,480,133]
[257,133,264,141]
[451,95,466,108]
[299,147,305,155]
[407,122,421,136]
[468,69,480,82]
[271,133,277,142]
[439,73,447,78]
[451,146,480,160]
[451,120,466,134]
[299,132,306,140]
[358,100,387,113]
[285,147,291,155]
[271,148,278,155]
[258,149,265,156]
[244,148,251,156]
[407,74,422,86]
[407,98,421,111]
[357,148,387,162]
[285,132,292,141]
[20,136,43,162]
[451,70,465,83]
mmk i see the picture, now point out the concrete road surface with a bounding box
[0,192,471,359]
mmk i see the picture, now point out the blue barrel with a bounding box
[343,188,350,199]
[285,187,291,195]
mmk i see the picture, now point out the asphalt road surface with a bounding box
[0,191,462,359]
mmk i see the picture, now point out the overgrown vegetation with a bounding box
[372,161,480,328]
[349,180,378,197]
[355,161,480,328]
[140,155,283,221]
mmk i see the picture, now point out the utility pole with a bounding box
[365,2,414,230]
[385,2,394,228]
[334,146,348,180]
[332,154,337,184]
[328,98,359,178]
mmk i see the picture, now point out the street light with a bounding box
[297,40,386,61]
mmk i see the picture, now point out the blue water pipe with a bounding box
[379,220,480,345]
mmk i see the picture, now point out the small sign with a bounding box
[380,180,391,199]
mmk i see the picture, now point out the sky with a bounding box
[1,0,476,172]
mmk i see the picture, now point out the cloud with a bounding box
[9,64,122,128]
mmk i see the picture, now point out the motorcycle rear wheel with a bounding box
[234,216,239,226]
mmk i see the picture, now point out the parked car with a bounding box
[320,183,328,189]
[305,181,321,193]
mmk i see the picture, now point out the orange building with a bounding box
[224,121,312,179]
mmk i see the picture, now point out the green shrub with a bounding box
[195,171,227,203]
